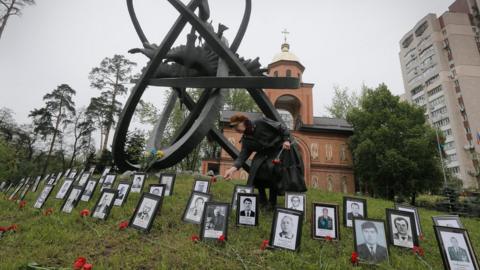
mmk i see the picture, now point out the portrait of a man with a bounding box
[279,215,295,239]
[448,237,470,262]
[240,198,255,217]
[356,221,388,264]
[392,216,413,248]
[202,203,229,240]
[318,208,333,230]
[93,193,114,219]
[345,198,366,227]
[187,196,205,222]
[136,205,151,221]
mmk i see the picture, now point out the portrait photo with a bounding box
[98,166,111,184]
[130,193,163,232]
[343,197,367,228]
[269,208,303,251]
[114,182,131,206]
[193,179,210,194]
[101,174,117,191]
[55,179,74,199]
[68,169,78,179]
[34,184,54,209]
[131,173,146,193]
[236,193,258,227]
[433,215,464,229]
[312,202,340,241]
[159,173,176,196]
[183,191,212,224]
[91,189,118,220]
[80,180,97,202]
[61,185,84,214]
[231,185,254,210]
[8,183,24,200]
[78,172,91,187]
[285,193,307,219]
[149,184,166,197]
[434,226,479,270]
[200,202,230,240]
[353,218,389,265]
[395,204,423,237]
[386,209,418,249]
[47,175,57,185]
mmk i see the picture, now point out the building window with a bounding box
[425,74,439,86]
[286,69,292,77]
[433,117,450,128]
[327,176,333,192]
[431,106,447,119]
[340,144,347,161]
[447,153,457,162]
[410,85,424,96]
[274,71,278,77]
[325,144,333,161]
[341,176,348,194]
[449,167,460,174]
[427,85,442,97]
[444,129,453,136]
[429,95,445,107]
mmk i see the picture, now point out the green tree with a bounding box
[224,89,259,112]
[325,85,360,119]
[68,108,95,168]
[88,54,136,151]
[0,0,34,40]
[125,129,146,164]
[347,84,443,204]
[29,84,76,176]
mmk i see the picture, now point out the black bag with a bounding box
[274,145,307,194]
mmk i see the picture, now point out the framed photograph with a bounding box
[353,218,390,265]
[130,192,163,232]
[64,168,71,178]
[74,168,86,182]
[386,208,418,249]
[68,169,78,179]
[269,207,303,251]
[343,196,367,228]
[0,181,6,192]
[34,184,54,209]
[47,175,57,185]
[42,173,51,182]
[231,185,254,210]
[285,192,307,220]
[182,191,212,224]
[31,176,42,192]
[131,173,146,193]
[54,172,63,185]
[192,179,210,194]
[61,185,85,214]
[55,179,74,199]
[312,202,340,241]
[3,183,13,194]
[114,182,131,206]
[77,172,91,187]
[434,226,479,270]
[200,202,230,241]
[395,204,423,237]
[80,180,97,202]
[433,215,464,229]
[101,174,117,191]
[149,184,166,197]
[91,188,118,220]
[98,166,111,184]
[18,182,32,201]
[159,173,176,196]
[236,193,259,227]
[88,165,96,174]
[8,182,24,200]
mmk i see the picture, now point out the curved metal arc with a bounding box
[229,0,251,53]
[127,0,149,44]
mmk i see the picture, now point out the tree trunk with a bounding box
[410,192,417,206]
[0,1,15,40]
[102,72,119,151]
[41,101,63,176]
[69,138,78,168]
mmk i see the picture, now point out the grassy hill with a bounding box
[1,174,479,269]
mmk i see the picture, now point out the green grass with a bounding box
[1,174,479,270]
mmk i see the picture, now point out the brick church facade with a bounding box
[201,42,356,194]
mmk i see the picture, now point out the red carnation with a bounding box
[44,208,54,216]
[260,239,269,250]
[0,226,7,232]
[419,234,425,241]
[272,159,281,165]
[351,251,359,266]
[80,209,90,217]
[73,257,87,269]
[119,220,129,230]
[191,234,200,243]
[211,176,217,183]
[218,234,226,243]
[325,235,333,242]
[7,224,18,232]
[19,200,27,209]
[83,263,93,270]
[413,245,425,257]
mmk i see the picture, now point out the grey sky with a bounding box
[0,0,454,125]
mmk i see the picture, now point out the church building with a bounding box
[201,40,356,194]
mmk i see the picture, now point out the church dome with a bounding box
[272,43,301,63]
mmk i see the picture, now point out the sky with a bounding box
[0,0,455,126]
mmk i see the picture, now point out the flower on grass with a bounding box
[211,176,217,183]
[18,200,27,209]
[325,235,333,242]
[0,226,7,232]
[191,234,200,243]
[218,234,226,243]
[351,251,359,266]
[44,208,54,216]
[119,220,129,230]
[419,234,425,241]
[156,150,165,159]
[413,245,425,257]
[7,224,18,232]
[83,263,93,270]
[80,209,90,217]
[73,257,87,269]
[260,239,269,250]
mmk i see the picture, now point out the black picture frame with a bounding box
[182,191,212,224]
[432,215,464,229]
[353,218,390,265]
[149,184,166,198]
[312,202,340,241]
[8,182,25,200]
[343,196,368,228]
[31,176,42,192]
[3,183,14,194]
[434,225,479,270]
[101,174,117,191]
[231,184,254,210]
[55,179,74,199]
[114,181,131,207]
[98,166,111,184]
[131,173,146,193]
[386,208,419,249]
[91,188,118,220]
[129,192,163,233]
[60,185,85,214]
[159,173,176,196]
[200,202,230,241]
[269,207,303,252]
[236,193,259,227]
[34,184,54,209]
[395,203,423,237]
[192,179,210,194]
[80,180,98,202]
[77,172,91,187]
[68,169,78,179]
[0,181,6,192]
[18,182,32,201]
[285,192,307,220]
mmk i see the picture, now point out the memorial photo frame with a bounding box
[353,218,390,265]
[269,207,303,251]
[434,226,479,270]
[236,193,259,227]
[192,179,210,194]
[77,172,91,187]
[114,181,131,207]
[131,173,146,193]
[231,185,254,210]
[312,202,340,241]
[55,179,74,199]
[80,180,98,202]
[8,182,24,200]
[149,184,166,198]
[182,191,212,224]
[61,185,85,214]
[34,184,54,209]
[395,204,423,237]
[101,174,117,191]
[159,173,176,196]
[130,192,163,232]
[91,188,118,220]
[432,215,464,229]
[98,166,111,184]
[31,176,42,192]
[386,208,418,249]
[343,196,367,228]
[285,192,307,219]
[200,202,230,241]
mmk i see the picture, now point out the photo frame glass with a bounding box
[344,197,367,227]
[149,184,165,197]
[231,185,254,210]
[130,193,162,231]
[34,184,54,209]
[80,180,97,202]
[237,193,258,226]
[98,166,111,184]
[183,192,211,224]
[159,173,176,196]
[201,202,229,240]
[131,173,146,193]
[193,180,210,193]
[91,189,117,220]
[433,216,464,229]
[61,185,84,213]
[101,174,117,191]
[386,209,418,249]
[285,192,306,213]
[78,172,91,186]
[270,208,303,251]
[435,226,479,270]
[313,203,339,240]
[395,204,422,236]
[114,182,131,206]
[56,179,73,199]
[353,218,389,264]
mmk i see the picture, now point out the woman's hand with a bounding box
[224,167,237,180]
[283,141,291,150]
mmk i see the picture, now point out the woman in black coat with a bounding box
[224,114,307,210]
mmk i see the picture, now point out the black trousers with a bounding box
[255,160,278,207]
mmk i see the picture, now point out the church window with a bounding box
[327,176,333,192]
[286,69,292,77]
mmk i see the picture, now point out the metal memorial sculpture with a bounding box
[112,0,300,171]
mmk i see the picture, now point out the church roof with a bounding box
[271,43,301,64]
